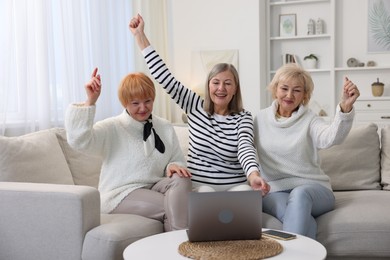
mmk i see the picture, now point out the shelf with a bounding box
[335,66,390,72]
[270,0,329,7]
[267,0,335,117]
[270,34,331,41]
[270,68,331,74]
[266,0,390,128]
[357,96,390,101]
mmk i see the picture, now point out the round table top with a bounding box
[123,229,327,260]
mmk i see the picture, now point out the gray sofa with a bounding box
[0,128,163,260]
[1,123,390,259]
[176,123,390,260]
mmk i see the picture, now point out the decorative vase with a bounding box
[304,59,317,69]
[316,18,323,34]
[371,78,384,97]
[307,19,315,35]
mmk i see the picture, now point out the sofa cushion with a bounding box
[262,213,282,230]
[0,129,74,185]
[319,123,381,191]
[53,128,102,188]
[316,190,390,258]
[173,125,189,160]
[381,126,390,190]
[82,214,163,260]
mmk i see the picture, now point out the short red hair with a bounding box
[118,72,155,107]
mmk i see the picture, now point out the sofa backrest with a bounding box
[380,125,390,190]
[174,123,388,192]
[319,123,382,191]
[2,124,388,192]
[173,125,189,160]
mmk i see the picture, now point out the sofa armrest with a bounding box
[0,182,100,260]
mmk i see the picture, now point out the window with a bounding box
[0,0,134,135]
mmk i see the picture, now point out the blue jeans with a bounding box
[263,183,335,239]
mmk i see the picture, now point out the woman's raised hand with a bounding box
[129,14,150,50]
[129,14,144,35]
[340,76,360,113]
[85,67,101,106]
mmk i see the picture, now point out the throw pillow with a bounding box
[53,128,102,188]
[381,126,390,190]
[173,125,189,160]
[319,123,381,191]
[0,130,74,184]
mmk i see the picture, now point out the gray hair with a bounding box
[203,63,243,115]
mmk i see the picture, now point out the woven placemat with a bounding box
[178,237,283,259]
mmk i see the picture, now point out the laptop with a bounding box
[186,190,262,242]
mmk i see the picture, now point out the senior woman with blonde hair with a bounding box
[254,63,360,239]
[65,68,192,231]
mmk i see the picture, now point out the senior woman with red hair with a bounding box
[65,68,192,231]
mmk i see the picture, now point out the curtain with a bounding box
[132,0,179,123]
[0,0,134,136]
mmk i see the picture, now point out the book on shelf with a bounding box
[282,53,301,67]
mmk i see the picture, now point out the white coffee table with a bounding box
[123,229,326,260]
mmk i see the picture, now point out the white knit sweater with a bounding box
[254,100,355,192]
[65,105,186,213]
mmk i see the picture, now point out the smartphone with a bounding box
[262,229,297,241]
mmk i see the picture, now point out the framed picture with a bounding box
[368,0,390,53]
[279,14,296,37]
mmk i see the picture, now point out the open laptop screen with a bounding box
[187,190,262,242]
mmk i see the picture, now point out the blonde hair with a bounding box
[203,63,243,115]
[118,73,155,107]
[268,63,314,106]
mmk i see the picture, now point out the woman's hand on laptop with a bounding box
[248,171,270,196]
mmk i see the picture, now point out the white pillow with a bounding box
[173,125,189,160]
[54,128,102,188]
[319,123,381,191]
[381,126,390,190]
[0,130,74,185]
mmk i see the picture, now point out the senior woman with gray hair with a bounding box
[129,14,270,195]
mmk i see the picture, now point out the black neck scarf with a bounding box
[126,110,165,155]
[143,115,165,154]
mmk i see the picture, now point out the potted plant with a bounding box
[303,54,318,69]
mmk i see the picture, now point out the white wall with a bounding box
[166,0,267,121]
[336,0,390,67]
[165,0,390,122]
[335,0,390,97]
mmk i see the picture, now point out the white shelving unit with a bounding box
[266,0,335,116]
[354,96,390,130]
[266,0,390,126]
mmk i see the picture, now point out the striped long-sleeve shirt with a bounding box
[142,46,260,189]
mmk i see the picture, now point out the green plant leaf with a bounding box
[304,54,318,60]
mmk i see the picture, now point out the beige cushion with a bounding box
[317,190,390,258]
[82,214,163,260]
[0,129,74,185]
[173,125,189,160]
[381,126,390,190]
[53,128,102,188]
[319,123,381,191]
